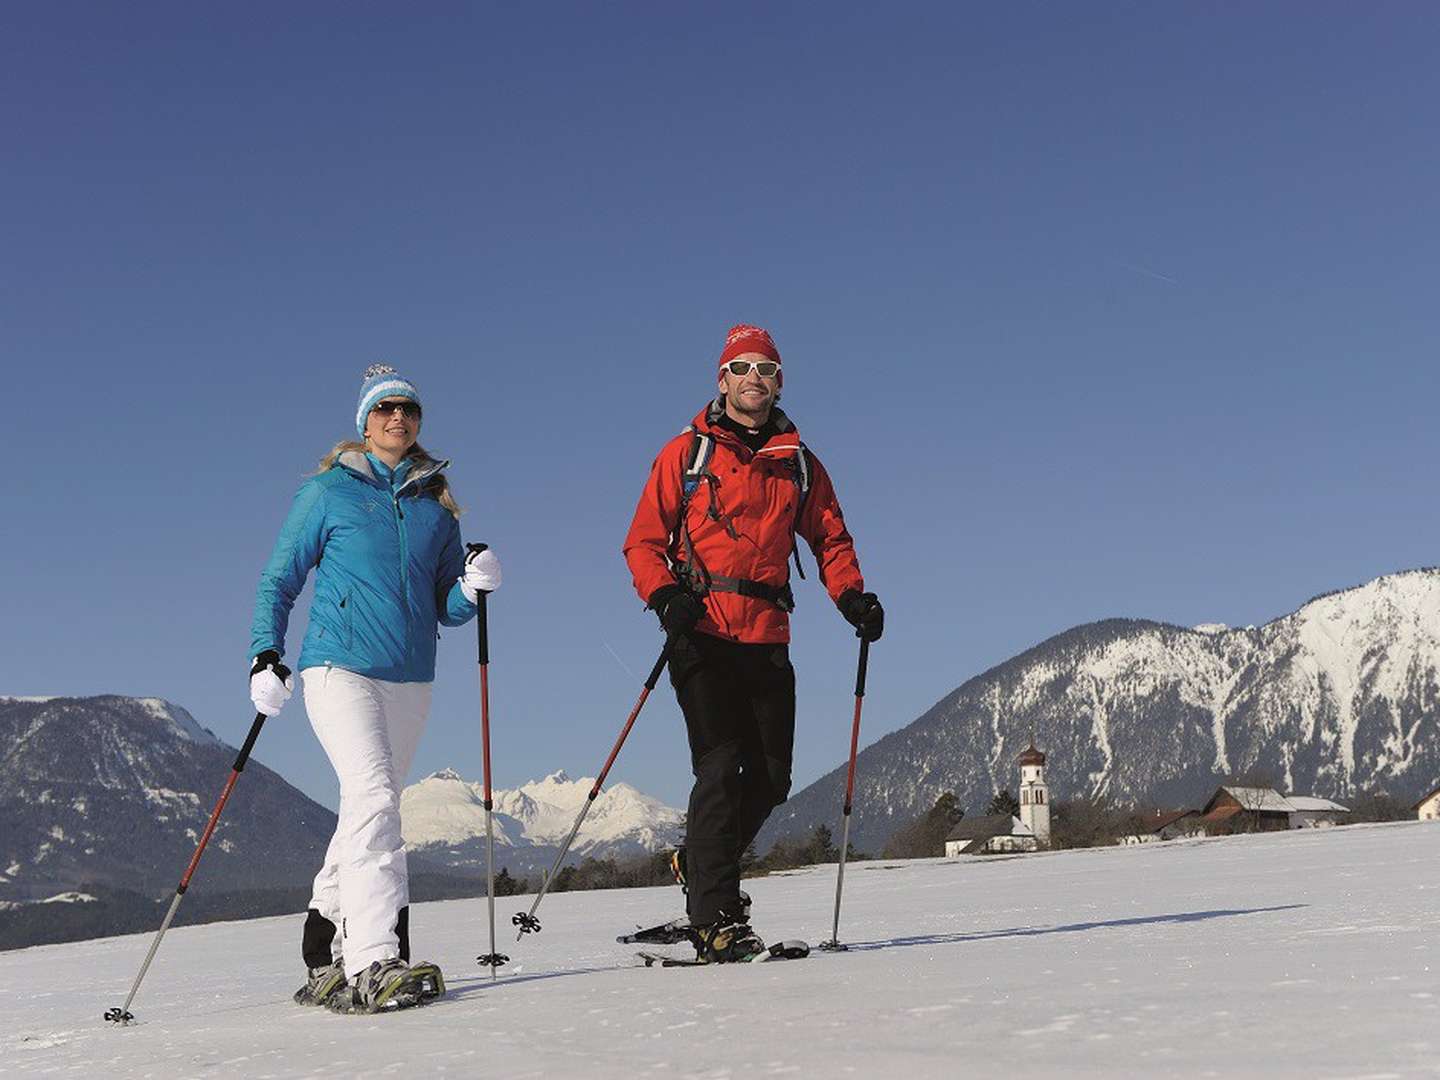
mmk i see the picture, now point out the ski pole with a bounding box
[819,637,870,952]
[512,635,675,940]
[105,710,270,1025]
[467,546,509,978]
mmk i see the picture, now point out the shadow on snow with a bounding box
[840,904,1308,952]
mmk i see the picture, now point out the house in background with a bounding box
[1119,809,1203,844]
[1198,786,1350,833]
[944,814,1037,856]
[1414,783,1440,821]
[1285,795,1351,828]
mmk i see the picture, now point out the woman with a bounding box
[249,363,501,1013]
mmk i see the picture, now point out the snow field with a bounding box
[2,821,1437,1078]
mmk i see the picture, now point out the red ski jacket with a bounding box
[623,402,865,645]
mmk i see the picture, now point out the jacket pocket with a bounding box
[340,592,353,650]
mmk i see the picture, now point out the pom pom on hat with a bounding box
[356,363,421,437]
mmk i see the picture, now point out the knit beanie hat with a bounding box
[356,363,421,437]
[718,324,782,386]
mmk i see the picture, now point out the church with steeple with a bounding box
[1017,740,1051,846]
[942,739,1053,856]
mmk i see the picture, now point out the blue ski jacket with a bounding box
[250,449,476,682]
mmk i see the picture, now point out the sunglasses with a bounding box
[723,359,781,378]
[371,399,422,420]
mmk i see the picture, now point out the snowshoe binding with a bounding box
[293,957,347,1006]
[692,918,767,964]
[327,958,445,1015]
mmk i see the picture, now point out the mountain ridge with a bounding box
[760,568,1440,854]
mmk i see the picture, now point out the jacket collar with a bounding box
[693,399,801,458]
[336,449,449,494]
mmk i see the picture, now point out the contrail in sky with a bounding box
[1115,259,1180,285]
[602,639,639,682]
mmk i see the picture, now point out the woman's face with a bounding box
[364,397,421,457]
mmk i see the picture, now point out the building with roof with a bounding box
[1413,783,1440,821]
[944,741,1051,856]
[1119,809,1203,844]
[943,814,1037,856]
[1017,742,1051,845]
[1198,786,1350,833]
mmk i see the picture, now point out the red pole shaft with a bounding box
[178,770,240,892]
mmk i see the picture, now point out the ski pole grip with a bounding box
[467,543,490,665]
[855,638,869,698]
[645,634,677,690]
[233,713,267,772]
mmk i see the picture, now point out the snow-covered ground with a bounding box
[4,822,1438,1078]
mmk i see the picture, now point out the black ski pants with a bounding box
[668,630,795,926]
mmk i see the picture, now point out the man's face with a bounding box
[718,352,780,420]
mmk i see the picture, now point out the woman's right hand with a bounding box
[250,650,294,716]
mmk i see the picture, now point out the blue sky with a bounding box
[4,3,1438,815]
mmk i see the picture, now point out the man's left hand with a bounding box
[838,590,884,642]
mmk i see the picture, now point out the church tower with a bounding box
[1017,741,1050,846]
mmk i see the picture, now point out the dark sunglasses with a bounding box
[724,359,780,378]
[371,399,422,420]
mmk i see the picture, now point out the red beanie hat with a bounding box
[718,324,781,372]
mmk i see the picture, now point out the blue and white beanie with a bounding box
[356,363,422,437]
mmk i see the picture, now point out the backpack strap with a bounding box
[681,428,714,500]
[788,444,813,580]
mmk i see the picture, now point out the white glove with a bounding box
[460,545,502,603]
[249,651,294,717]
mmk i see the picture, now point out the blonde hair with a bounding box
[316,440,463,519]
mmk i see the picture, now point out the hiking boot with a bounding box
[691,918,766,963]
[328,958,445,1014]
[292,957,346,1006]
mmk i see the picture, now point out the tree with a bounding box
[492,867,528,896]
[804,823,839,864]
[883,792,965,858]
[1346,790,1409,823]
[988,789,1020,817]
[1050,795,1128,849]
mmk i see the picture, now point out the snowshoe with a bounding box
[691,918,767,964]
[637,939,810,967]
[327,958,445,1014]
[293,957,347,1006]
[619,917,694,946]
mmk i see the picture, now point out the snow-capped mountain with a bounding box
[761,569,1440,855]
[400,768,683,875]
[0,695,337,904]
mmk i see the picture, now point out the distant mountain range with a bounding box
[0,695,335,905]
[399,768,684,878]
[759,568,1440,855]
[0,696,498,949]
[10,567,1440,945]
[0,695,684,948]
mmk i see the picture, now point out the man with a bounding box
[623,323,883,962]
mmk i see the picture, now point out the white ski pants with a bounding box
[301,666,431,978]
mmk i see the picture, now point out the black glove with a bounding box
[648,584,706,635]
[838,589,884,642]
